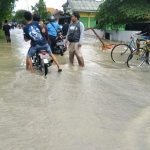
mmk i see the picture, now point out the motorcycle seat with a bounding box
[37,47,47,53]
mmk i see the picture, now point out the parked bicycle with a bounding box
[127,39,150,68]
[111,33,143,63]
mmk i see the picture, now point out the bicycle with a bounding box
[127,40,150,68]
[111,33,143,63]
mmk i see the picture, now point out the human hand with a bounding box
[65,41,68,47]
[78,44,82,48]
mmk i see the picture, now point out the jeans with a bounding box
[28,43,52,57]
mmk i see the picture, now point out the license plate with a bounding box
[43,59,48,63]
[56,41,64,46]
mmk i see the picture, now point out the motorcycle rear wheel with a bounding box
[44,64,48,76]
[40,60,48,76]
[60,49,63,56]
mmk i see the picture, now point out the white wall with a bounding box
[84,29,140,43]
[106,30,140,42]
[84,29,104,38]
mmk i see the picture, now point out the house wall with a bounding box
[105,30,140,42]
[84,29,140,43]
[79,12,96,28]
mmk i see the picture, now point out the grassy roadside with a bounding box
[0,29,5,39]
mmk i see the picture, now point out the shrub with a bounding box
[0,29,5,39]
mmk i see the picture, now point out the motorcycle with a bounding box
[32,48,53,76]
[53,31,67,56]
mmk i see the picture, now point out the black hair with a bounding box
[64,19,68,23]
[72,12,80,20]
[4,20,8,23]
[33,14,40,21]
[24,11,32,21]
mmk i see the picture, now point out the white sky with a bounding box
[14,0,67,11]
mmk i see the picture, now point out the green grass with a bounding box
[0,30,5,39]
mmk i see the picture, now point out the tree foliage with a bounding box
[31,0,51,22]
[95,0,150,30]
[12,10,26,24]
[0,0,17,22]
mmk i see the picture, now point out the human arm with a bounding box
[37,22,45,33]
[43,24,49,41]
[78,22,84,47]
[9,25,11,30]
[24,39,30,42]
[41,28,45,33]
[57,23,62,31]
[23,27,30,42]
[64,24,71,46]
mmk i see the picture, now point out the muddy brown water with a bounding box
[0,29,150,150]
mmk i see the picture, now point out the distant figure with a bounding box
[3,20,11,43]
[62,19,69,38]
[11,23,14,29]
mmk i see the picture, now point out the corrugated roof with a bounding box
[68,0,102,12]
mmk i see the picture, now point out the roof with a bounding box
[67,0,102,12]
[53,10,63,16]
[46,8,57,14]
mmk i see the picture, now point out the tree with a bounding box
[0,0,17,22]
[95,0,150,30]
[31,0,51,22]
[12,10,26,24]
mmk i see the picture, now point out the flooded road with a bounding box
[0,29,150,150]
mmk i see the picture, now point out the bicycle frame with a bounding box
[121,35,137,55]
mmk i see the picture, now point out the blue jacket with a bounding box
[47,22,61,36]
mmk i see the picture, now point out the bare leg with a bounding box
[27,56,34,73]
[49,54,62,71]
[26,56,29,70]
[74,43,84,67]
[68,43,75,65]
[6,36,9,42]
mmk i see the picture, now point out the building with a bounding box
[46,8,57,14]
[46,8,64,23]
[62,0,103,28]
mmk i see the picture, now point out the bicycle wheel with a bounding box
[111,44,132,63]
[127,48,147,68]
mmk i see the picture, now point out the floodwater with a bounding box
[0,29,150,150]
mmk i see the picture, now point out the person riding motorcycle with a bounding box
[47,16,62,53]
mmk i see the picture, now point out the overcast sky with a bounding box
[14,0,67,11]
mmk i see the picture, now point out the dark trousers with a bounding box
[48,35,57,53]
[5,33,11,43]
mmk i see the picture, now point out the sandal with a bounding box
[58,69,62,72]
